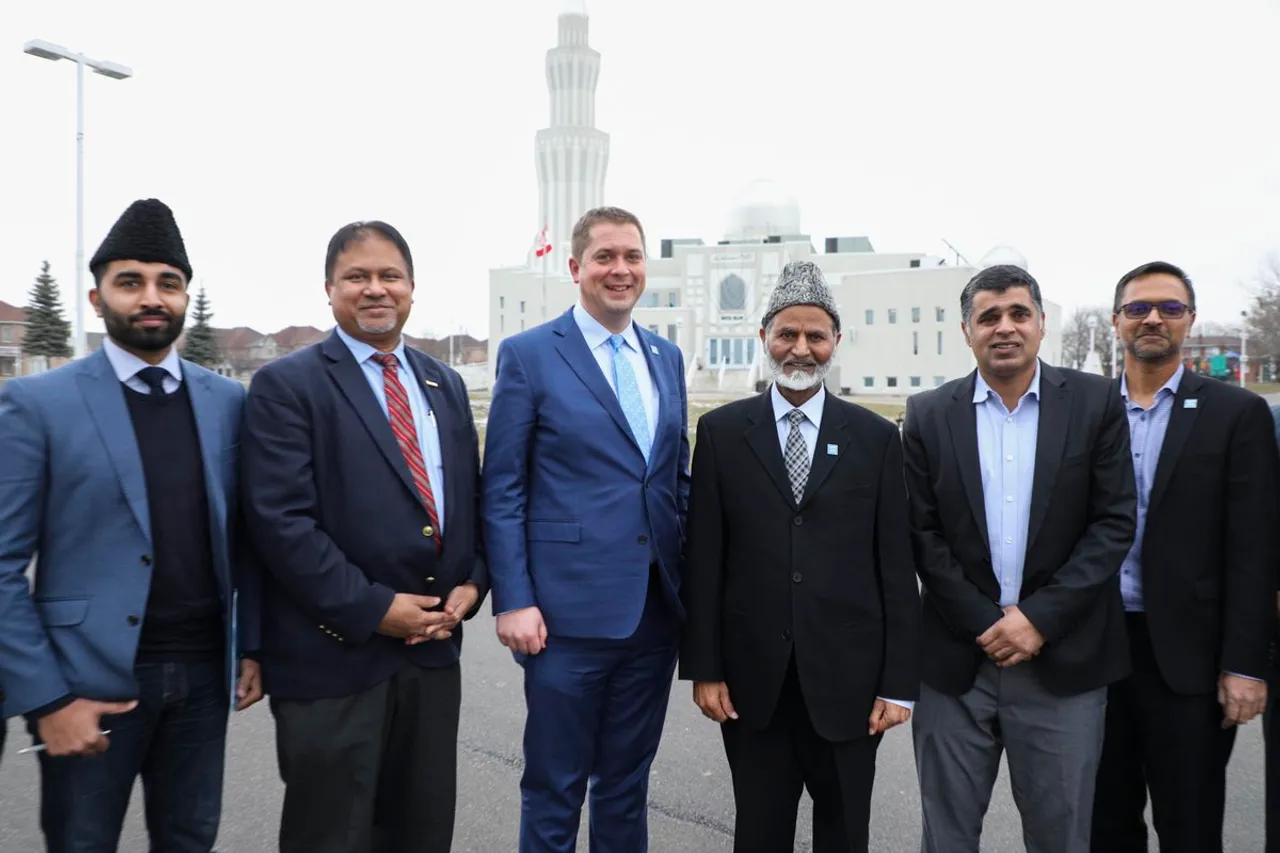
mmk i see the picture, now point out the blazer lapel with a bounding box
[182,364,228,537]
[745,391,797,507]
[405,348,461,546]
[1026,364,1071,551]
[321,333,420,505]
[552,311,643,459]
[635,324,669,469]
[77,350,151,542]
[798,392,849,510]
[947,373,989,549]
[1148,370,1203,516]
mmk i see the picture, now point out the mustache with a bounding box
[131,309,173,322]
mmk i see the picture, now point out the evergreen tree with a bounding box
[181,285,222,367]
[21,261,72,359]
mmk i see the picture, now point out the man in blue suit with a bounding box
[0,199,262,853]
[241,220,487,853]
[484,206,691,852]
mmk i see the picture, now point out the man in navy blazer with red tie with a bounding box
[241,221,488,853]
[483,206,692,853]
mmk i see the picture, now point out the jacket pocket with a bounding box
[36,598,90,627]
[527,521,581,543]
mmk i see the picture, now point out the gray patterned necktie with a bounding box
[784,409,810,503]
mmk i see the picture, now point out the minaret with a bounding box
[535,0,609,261]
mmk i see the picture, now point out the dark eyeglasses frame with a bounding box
[1118,300,1189,320]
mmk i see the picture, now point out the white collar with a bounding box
[771,383,825,427]
[974,359,1041,405]
[102,337,182,385]
[573,301,641,354]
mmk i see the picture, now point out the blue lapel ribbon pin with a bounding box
[423,379,440,388]
[649,344,659,355]
[826,444,838,456]
[1184,398,1197,409]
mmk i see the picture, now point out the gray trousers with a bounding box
[913,660,1107,853]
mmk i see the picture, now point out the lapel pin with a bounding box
[1183,398,1197,409]
[649,344,659,355]
[826,444,838,456]
[424,379,440,388]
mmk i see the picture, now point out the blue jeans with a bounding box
[29,660,229,853]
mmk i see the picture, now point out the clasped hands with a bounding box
[977,605,1045,667]
[376,583,480,645]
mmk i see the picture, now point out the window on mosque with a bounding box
[913,332,919,355]
[863,376,874,388]
[910,376,921,388]
[718,275,747,312]
[936,306,945,322]
[933,375,946,387]
[937,330,943,355]
[667,324,678,344]
[520,301,526,314]
[638,292,659,308]
[707,337,756,368]
[912,307,921,323]
[500,296,505,309]
[888,309,898,324]
[886,376,898,388]
[667,292,680,308]
[864,309,874,325]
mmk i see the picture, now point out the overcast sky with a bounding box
[4,0,1278,340]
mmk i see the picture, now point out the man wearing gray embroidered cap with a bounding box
[681,260,920,852]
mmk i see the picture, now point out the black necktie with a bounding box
[136,366,169,396]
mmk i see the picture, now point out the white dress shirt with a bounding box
[572,302,659,438]
[102,338,183,394]
[769,384,913,712]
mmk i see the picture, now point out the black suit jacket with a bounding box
[241,332,488,700]
[1136,371,1279,694]
[902,361,1136,697]
[679,390,921,742]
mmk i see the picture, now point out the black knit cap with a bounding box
[89,198,192,283]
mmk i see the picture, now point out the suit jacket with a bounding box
[240,332,488,701]
[0,349,257,718]
[1132,371,1279,693]
[902,361,1137,697]
[482,308,690,639]
[679,390,921,742]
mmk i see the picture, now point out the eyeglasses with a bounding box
[1119,301,1189,320]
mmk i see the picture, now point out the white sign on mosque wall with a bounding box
[710,253,754,264]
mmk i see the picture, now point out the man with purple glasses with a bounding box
[1091,261,1279,853]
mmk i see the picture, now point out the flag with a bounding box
[533,224,553,258]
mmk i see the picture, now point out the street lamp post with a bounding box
[23,39,133,360]
[1240,310,1249,389]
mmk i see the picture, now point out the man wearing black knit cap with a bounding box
[0,198,262,852]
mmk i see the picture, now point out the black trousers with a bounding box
[720,657,881,853]
[1265,651,1280,853]
[270,661,462,853]
[1091,613,1237,853]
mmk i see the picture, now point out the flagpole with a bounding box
[541,230,548,321]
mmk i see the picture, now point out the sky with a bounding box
[3,0,1278,342]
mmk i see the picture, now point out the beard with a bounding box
[101,301,186,353]
[1127,330,1178,363]
[767,352,832,392]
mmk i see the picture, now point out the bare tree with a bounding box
[1060,305,1116,377]
[1246,251,1280,359]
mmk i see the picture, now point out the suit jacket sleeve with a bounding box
[676,350,692,533]
[482,341,539,614]
[678,417,724,681]
[0,381,71,716]
[459,371,490,619]
[1017,381,1137,644]
[903,395,1005,637]
[233,499,263,656]
[240,367,395,644]
[1219,395,1280,678]
[875,427,922,701]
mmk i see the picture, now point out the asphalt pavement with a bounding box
[1,608,1270,851]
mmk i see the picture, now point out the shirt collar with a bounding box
[336,325,408,368]
[1120,363,1184,403]
[973,360,1041,405]
[573,301,641,354]
[102,337,182,385]
[771,383,826,427]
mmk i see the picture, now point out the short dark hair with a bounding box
[1112,261,1195,314]
[571,206,647,261]
[960,265,1044,325]
[324,221,414,282]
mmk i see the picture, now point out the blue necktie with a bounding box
[608,334,651,463]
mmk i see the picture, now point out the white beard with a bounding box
[768,353,831,391]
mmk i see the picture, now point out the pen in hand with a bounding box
[17,730,112,755]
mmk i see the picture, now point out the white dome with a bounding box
[979,245,1029,271]
[724,178,802,241]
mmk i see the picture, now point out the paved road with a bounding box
[1,608,1270,851]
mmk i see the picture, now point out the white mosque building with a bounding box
[487,3,1062,396]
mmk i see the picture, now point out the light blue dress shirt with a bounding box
[573,302,658,439]
[974,363,1041,607]
[1118,365,1183,612]
[768,384,913,712]
[337,327,446,534]
[102,337,183,394]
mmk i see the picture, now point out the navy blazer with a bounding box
[482,308,691,640]
[241,332,488,701]
[0,350,257,718]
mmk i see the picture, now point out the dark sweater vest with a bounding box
[122,382,223,662]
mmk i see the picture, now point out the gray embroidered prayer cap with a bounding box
[761,261,841,332]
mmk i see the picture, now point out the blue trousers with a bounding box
[30,660,229,853]
[517,586,678,853]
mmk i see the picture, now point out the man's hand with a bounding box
[376,593,455,640]
[236,659,264,711]
[1219,673,1268,727]
[693,681,738,723]
[496,606,548,655]
[977,605,1045,667]
[868,699,911,735]
[36,698,138,758]
[405,584,480,646]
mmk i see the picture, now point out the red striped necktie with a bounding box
[372,353,441,548]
